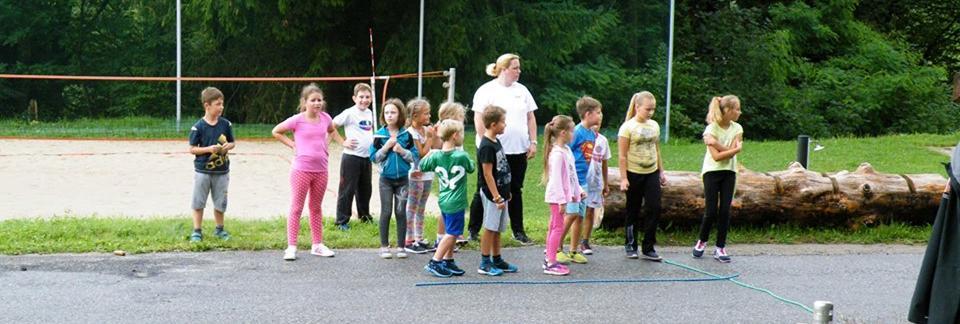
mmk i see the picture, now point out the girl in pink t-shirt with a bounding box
[272,83,337,261]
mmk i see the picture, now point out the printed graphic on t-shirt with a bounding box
[630,126,658,168]
[579,141,595,161]
[436,166,467,190]
[359,119,373,131]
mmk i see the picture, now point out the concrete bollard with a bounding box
[812,300,833,324]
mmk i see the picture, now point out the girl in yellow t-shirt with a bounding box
[617,91,666,261]
[692,95,743,263]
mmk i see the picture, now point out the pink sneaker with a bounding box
[543,261,570,276]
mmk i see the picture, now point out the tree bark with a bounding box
[601,162,946,229]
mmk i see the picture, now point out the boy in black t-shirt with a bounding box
[476,105,519,276]
[187,87,236,242]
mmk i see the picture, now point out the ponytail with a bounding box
[705,95,740,124]
[625,91,656,122]
[541,115,575,185]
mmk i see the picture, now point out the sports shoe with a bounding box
[405,243,428,254]
[421,240,436,253]
[569,251,588,264]
[358,216,374,223]
[555,251,571,264]
[514,232,534,246]
[625,250,639,259]
[214,229,231,241]
[379,247,393,259]
[580,240,594,255]
[311,243,335,257]
[395,247,408,259]
[543,261,570,276]
[189,231,202,242]
[478,260,504,276]
[424,260,452,278]
[468,231,480,242]
[714,247,731,263]
[443,260,465,276]
[692,240,706,258]
[337,224,350,231]
[455,235,468,244]
[493,258,519,273]
[283,245,297,261]
[642,250,663,262]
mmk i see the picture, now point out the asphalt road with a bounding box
[0,244,924,323]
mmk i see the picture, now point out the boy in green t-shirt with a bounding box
[420,119,476,278]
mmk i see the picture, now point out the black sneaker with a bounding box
[692,240,706,258]
[514,232,534,246]
[359,216,374,223]
[641,250,663,262]
[424,260,452,278]
[443,260,465,276]
[468,231,480,242]
[421,241,437,253]
[625,250,639,259]
[404,243,428,254]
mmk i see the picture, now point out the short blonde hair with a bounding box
[436,119,464,142]
[200,87,223,105]
[353,83,373,96]
[438,102,466,122]
[485,53,520,77]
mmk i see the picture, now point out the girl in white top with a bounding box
[692,95,743,263]
[404,98,435,254]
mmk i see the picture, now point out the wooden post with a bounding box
[952,72,959,103]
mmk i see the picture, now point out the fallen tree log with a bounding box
[600,162,946,229]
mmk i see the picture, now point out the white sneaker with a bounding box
[311,243,335,257]
[395,247,408,259]
[283,245,297,261]
[379,247,393,259]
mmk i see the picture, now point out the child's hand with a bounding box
[345,138,359,150]
[603,185,610,197]
[580,192,587,200]
[659,173,668,186]
[392,144,405,154]
[208,145,221,154]
[385,137,397,149]
[410,170,422,179]
[496,201,506,210]
[620,178,629,191]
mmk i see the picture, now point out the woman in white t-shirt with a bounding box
[468,53,538,245]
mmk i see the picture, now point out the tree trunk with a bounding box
[601,162,946,229]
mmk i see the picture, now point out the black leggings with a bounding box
[698,170,736,248]
[624,170,661,253]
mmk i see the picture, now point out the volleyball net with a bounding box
[0,69,456,136]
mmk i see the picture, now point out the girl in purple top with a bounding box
[272,84,337,261]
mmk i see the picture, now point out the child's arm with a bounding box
[329,125,345,145]
[601,159,610,196]
[656,142,667,186]
[706,137,741,162]
[372,138,393,163]
[482,162,506,210]
[271,123,295,149]
[393,135,417,163]
[189,145,220,156]
[465,156,476,174]
[618,136,630,191]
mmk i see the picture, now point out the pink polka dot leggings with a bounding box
[288,169,327,246]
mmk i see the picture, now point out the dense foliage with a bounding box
[1,0,957,139]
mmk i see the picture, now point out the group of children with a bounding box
[188,82,745,278]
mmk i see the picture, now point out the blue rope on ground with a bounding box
[414,273,739,287]
[663,259,814,314]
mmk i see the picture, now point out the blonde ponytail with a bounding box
[625,91,656,122]
[541,115,575,185]
[486,53,520,77]
[705,95,740,124]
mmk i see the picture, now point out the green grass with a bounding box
[0,117,274,139]
[0,217,931,255]
[0,117,954,254]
